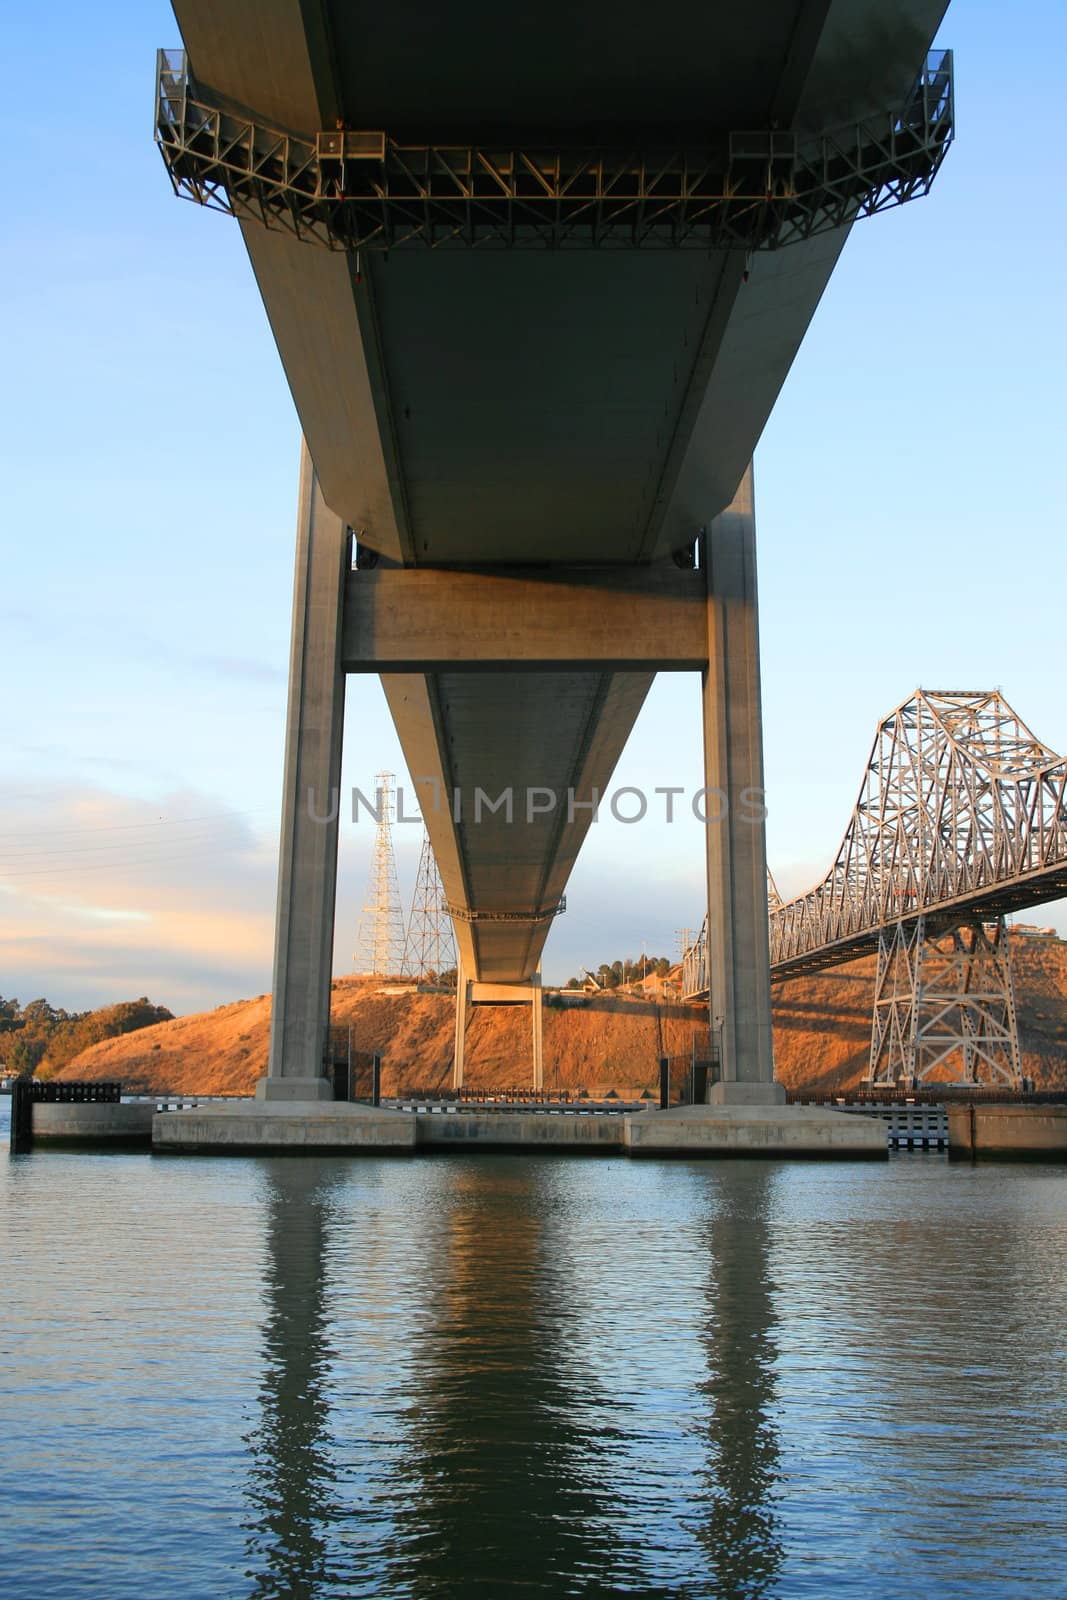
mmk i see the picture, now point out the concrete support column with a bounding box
[702,464,783,1105]
[531,965,544,1091]
[258,441,348,1102]
[453,951,469,1090]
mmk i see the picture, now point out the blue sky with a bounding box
[1,1,1065,1012]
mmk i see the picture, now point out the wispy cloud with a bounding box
[193,654,285,685]
[0,781,277,1012]
[1,605,282,690]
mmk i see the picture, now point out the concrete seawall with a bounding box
[153,1101,887,1157]
[947,1103,1067,1161]
[25,1098,894,1158]
[32,1102,156,1146]
[154,1101,417,1152]
[624,1104,886,1158]
[416,1112,622,1150]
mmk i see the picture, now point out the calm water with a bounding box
[2,1101,1066,1599]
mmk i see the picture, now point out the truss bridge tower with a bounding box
[867,916,1023,1091]
[353,772,407,977]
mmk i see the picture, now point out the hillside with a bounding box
[58,931,1067,1097]
[57,979,704,1099]
[773,931,1067,1093]
[1,996,173,1079]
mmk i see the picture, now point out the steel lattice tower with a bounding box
[402,831,456,983]
[352,771,407,975]
[867,916,1023,1090]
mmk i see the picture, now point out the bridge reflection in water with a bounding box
[696,1174,784,1597]
[239,1159,1067,1598]
[242,1159,787,1599]
[243,1162,339,1600]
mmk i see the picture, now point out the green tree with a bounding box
[9,1036,45,1079]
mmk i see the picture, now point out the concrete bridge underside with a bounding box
[168,0,948,1099]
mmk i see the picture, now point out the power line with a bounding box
[0,807,274,842]
[0,841,272,881]
[0,825,259,861]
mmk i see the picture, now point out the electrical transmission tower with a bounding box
[402,830,456,983]
[353,771,407,975]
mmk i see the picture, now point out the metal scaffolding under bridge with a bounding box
[683,690,1067,1087]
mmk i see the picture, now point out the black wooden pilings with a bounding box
[10,1079,33,1154]
[371,1053,382,1108]
[659,1056,670,1111]
[9,1079,121,1154]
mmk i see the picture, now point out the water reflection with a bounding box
[390,1162,651,1599]
[232,1155,1066,1600]
[5,1135,1064,1599]
[244,1160,340,1600]
[696,1170,783,1599]
[240,1157,788,1599]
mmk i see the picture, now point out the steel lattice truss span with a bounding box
[154,48,953,252]
[683,689,1067,995]
[773,690,1067,979]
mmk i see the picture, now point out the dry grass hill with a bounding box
[56,930,1067,1098]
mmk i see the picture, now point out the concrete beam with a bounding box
[469,981,539,1004]
[343,564,707,672]
[260,442,347,1101]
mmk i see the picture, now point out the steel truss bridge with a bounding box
[683,690,1067,1087]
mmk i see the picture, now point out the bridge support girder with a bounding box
[258,441,346,1102]
[452,964,544,1092]
[262,444,778,1099]
[866,915,1023,1090]
[702,471,782,1102]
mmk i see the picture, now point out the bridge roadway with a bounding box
[165,0,950,1095]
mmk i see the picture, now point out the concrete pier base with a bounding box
[418,1111,620,1151]
[623,1103,887,1158]
[153,1100,417,1153]
[708,1081,787,1107]
[254,1075,334,1103]
[146,1100,889,1158]
[947,1103,1067,1161]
